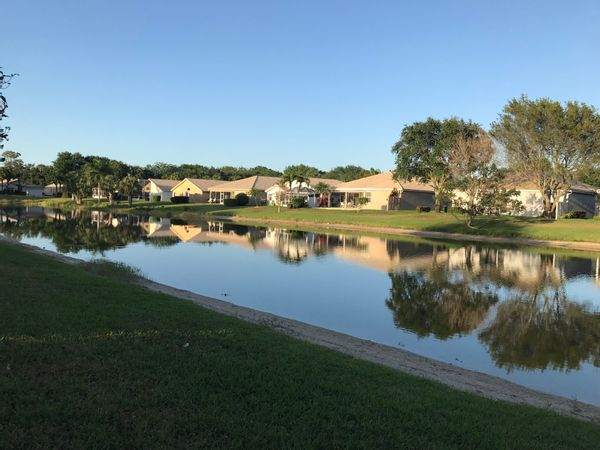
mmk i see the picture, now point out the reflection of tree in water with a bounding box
[0,210,146,254]
[385,268,499,339]
[274,229,310,264]
[479,286,600,371]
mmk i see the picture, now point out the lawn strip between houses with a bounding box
[1,239,600,448]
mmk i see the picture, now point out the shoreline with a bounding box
[212,214,600,253]
[3,235,600,423]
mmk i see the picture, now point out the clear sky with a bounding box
[3,0,600,171]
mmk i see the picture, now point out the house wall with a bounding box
[172,180,209,203]
[148,183,172,201]
[558,192,597,218]
[24,186,44,197]
[397,191,435,211]
[515,190,545,217]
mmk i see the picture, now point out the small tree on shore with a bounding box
[450,133,521,227]
[248,188,264,207]
[119,175,141,207]
[313,182,332,207]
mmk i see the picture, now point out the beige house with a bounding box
[171,178,222,203]
[502,177,598,218]
[143,179,180,201]
[209,175,280,204]
[334,172,435,210]
[266,177,343,207]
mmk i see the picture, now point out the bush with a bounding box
[170,196,190,204]
[235,193,249,206]
[561,210,587,219]
[151,195,161,202]
[288,197,306,209]
[223,198,239,207]
[416,206,431,213]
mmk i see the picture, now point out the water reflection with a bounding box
[1,206,600,375]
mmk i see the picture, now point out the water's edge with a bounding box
[3,235,599,424]
[212,214,600,254]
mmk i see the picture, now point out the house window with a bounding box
[362,192,371,203]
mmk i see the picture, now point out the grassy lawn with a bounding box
[1,241,600,448]
[214,206,600,243]
[2,196,599,243]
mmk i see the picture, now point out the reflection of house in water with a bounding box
[170,222,271,251]
[141,218,176,238]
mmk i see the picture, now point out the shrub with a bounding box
[416,206,431,213]
[235,193,250,206]
[170,196,190,204]
[288,197,306,209]
[151,195,161,202]
[223,198,239,207]
[561,210,587,219]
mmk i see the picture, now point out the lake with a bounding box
[2,206,600,405]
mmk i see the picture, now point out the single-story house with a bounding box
[171,178,222,203]
[209,176,280,204]
[266,177,343,207]
[22,184,44,197]
[333,172,435,211]
[143,179,180,201]
[43,183,64,197]
[503,177,598,218]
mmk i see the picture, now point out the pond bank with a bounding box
[3,235,600,424]
[212,214,600,253]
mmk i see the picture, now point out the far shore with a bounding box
[2,196,600,250]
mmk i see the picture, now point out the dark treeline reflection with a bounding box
[387,245,600,371]
[2,207,600,372]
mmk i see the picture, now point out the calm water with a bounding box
[2,206,600,405]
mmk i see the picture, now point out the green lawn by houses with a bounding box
[2,196,599,244]
[1,240,600,448]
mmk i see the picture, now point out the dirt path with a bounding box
[3,237,600,423]
[212,215,600,253]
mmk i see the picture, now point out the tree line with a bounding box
[392,95,600,220]
[0,148,380,203]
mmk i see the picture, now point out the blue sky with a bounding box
[3,0,600,170]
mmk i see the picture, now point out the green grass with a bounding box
[212,206,600,243]
[3,196,599,243]
[1,241,600,448]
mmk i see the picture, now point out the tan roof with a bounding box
[335,172,434,192]
[172,178,222,192]
[210,176,280,192]
[308,177,343,187]
[503,175,598,194]
[147,179,180,192]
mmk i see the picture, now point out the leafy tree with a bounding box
[283,164,323,179]
[313,182,332,207]
[119,175,141,207]
[52,151,87,199]
[449,133,521,227]
[248,188,264,207]
[0,68,18,150]
[490,95,600,217]
[324,165,380,182]
[391,117,481,211]
[0,151,25,191]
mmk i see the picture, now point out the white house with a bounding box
[143,179,180,201]
[266,177,343,207]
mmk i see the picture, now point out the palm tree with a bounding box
[248,188,264,207]
[119,175,141,207]
[275,179,289,212]
[313,182,332,207]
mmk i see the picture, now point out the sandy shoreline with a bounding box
[211,214,600,253]
[3,236,600,423]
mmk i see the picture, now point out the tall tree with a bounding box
[449,134,521,227]
[391,117,481,211]
[52,151,87,199]
[0,68,18,151]
[490,96,600,217]
[324,165,380,182]
[119,175,141,207]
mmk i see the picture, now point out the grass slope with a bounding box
[218,206,600,243]
[1,241,600,449]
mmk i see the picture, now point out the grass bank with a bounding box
[213,206,600,243]
[1,241,600,448]
[2,196,599,244]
